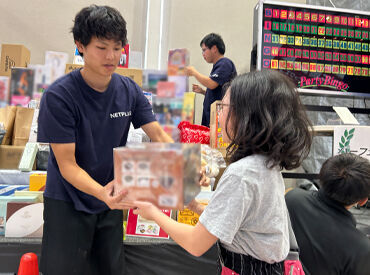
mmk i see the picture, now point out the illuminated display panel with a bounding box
[257,2,370,96]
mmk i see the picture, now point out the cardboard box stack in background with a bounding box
[0,44,30,77]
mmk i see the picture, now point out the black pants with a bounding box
[218,244,284,275]
[40,197,124,275]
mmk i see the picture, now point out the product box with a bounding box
[0,44,30,77]
[14,191,43,202]
[168,48,189,76]
[28,64,52,100]
[29,173,47,191]
[0,195,41,236]
[126,208,171,239]
[5,202,43,238]
[181,92,195,123]
[142,69,168,93]
[156,81,175,98]
[64,64,143,87]
[118,44,130,68]
[168,75,188,98]
[0,185,28,196]
[0,76,10,107]
[152,97,183,127]
[210,101,230,149]
[45,51,69,83]
[9,67,35,107]
[0,145,25,169]
[114,143,201,209]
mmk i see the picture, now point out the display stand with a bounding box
[0,236,218,274]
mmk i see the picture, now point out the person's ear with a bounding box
[358,198,368,207]
[211,45,218,54]
[75,41,84,54]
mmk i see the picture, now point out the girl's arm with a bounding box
[131,201,218,257]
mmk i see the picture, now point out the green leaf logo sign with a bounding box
[338,128,355,154]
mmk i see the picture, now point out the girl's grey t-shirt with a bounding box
[199,154,289,263]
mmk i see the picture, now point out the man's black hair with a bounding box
[72,5,127,56]
[320,153,370,206]
[200,33,225,55]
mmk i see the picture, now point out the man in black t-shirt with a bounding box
[286,153,370,275]
[185,33,236,127]
[37,5,172,275]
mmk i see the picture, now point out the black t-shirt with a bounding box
[202,57,236,127]
[285,188,370,275]
[37,69,156,214]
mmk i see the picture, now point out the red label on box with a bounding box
[288,11,295,20]
[326,15,333,24]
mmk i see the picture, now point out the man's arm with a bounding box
[141,121,174,142]
[185,66,218,90]
[51,143,128,209]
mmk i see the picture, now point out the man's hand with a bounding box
[192,84,206,95]
[184,66,198,77]
[98,180,130,210]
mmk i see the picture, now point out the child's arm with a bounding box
[131,201,218,257]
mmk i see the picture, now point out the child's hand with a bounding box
[199,168,211,187]
[131,201,160,221]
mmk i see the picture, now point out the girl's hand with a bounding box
[131,201,160,221]
[199,168,211,187]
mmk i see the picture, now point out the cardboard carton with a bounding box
[64,64,143,87]
[0,44,30,76]
[0,145,25,169]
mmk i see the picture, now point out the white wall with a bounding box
[0,0,146,65]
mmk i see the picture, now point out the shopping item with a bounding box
[178,121,210,144]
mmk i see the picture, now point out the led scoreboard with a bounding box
[252,0,370,97]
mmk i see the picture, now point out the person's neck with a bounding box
[80,67,111,92]
[212,54,224,64]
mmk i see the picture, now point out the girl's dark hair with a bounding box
[225,70,312,170]
[319,153,370,206]
[72,5,127,56]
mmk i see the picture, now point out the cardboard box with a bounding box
[0,44,30,76]
[29,173,47,191]
[65,64,143,87]
[0,145,25,169]
[210,101,230,149]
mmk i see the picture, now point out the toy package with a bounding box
[114,143,201,209]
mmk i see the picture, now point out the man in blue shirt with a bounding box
[37,5,172,275]
[185,33,237,127]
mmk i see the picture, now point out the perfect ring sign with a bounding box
[333,126,370,160]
